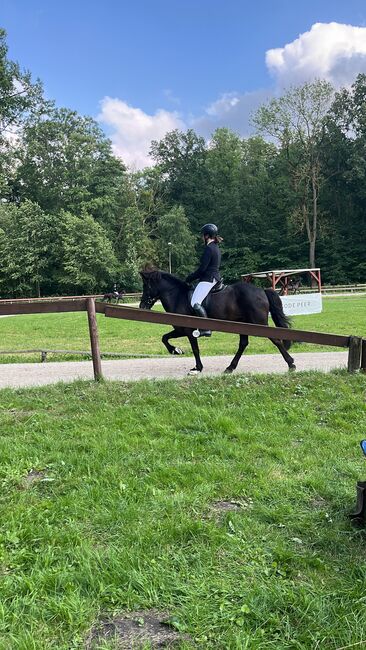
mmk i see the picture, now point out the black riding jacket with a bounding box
[186,242,222,283]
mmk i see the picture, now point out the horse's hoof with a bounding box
[224,367,233,374]
[289,364,296,371]
[188,368,202,376]
[172,347,184,355]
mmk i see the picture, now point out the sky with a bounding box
[2,0,366,168]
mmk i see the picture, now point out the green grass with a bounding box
[0,372,366,648]
[0,295,364,364]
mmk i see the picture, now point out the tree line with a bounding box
[0,28,365,297]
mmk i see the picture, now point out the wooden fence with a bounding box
[294,284,366,295]
[0,295,365,380]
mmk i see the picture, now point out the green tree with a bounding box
[150,129,210,229]
[155,205,196,277]
[320,73,366,282]
[16,107,127,232]
[116,206,156,290]
[254,80,334,268]
[0,200,53,296]
[132,166,169,233]
[205,128,242,236]
[59,210,118,293]
[0,28,46,200]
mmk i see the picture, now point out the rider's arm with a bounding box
[186,246,212,283]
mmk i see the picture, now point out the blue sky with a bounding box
[2,0,366,167]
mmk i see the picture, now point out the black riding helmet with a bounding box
[201,223,218,237]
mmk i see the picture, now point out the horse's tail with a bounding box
[264,289,292,350]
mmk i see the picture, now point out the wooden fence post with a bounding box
[86,298,103,381]
[347,336,362,373]
[361,339,366,373]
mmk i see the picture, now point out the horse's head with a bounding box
[139,269,162,309]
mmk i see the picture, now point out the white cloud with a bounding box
[196,22,366,137]
[191,90,271,138]
[98,97,186,169]
[266,22,366,87]
[205,93,240,117]
[98,22,366,169]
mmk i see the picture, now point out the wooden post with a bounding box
[347,336,362,373]
[361,339,366,373]
[86,298,103,381]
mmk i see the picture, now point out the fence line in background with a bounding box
[0,349,164,362]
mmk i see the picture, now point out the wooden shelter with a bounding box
[242,268,322,295]
[242,268,322,316]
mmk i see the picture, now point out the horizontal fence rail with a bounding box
[0,349,164,361]
[0,298,88,315]
[294,285,366,295]
[102,304,350,348]
[0,295,364,379]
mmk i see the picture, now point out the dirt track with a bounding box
[0,351,349,389]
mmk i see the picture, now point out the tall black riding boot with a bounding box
[192,303,212,338]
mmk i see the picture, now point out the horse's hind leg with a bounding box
[162,329,185,355]
[270,338,296,370]
[187,333,203,374]
[225,335,249,374]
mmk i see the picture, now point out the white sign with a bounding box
[280,293,323,316]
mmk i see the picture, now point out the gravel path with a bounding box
[0,351,349,388]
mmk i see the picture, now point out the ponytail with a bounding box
[214,235,223,244]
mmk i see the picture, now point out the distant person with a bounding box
[102,285,125,303]
[185,223,223,337]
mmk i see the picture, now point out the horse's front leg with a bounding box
[187,332,203,375]
[162,329,185,355]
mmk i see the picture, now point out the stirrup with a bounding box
[193,329,212,338]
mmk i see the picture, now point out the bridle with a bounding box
[140,278,159,309]
[141,294,158,309]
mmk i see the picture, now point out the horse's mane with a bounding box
[141,266,189,291]
[161,271,189,290]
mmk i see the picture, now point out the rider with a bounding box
[185,223,222,338]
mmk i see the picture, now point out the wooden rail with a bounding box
[0,295,364,378]
[0,298,88,315]
[0,349,163,361]
[102,304,350,347]
[296,284,366,295]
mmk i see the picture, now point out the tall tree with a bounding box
[254,80,334,268]
[59,210,118,293]
[132,166,168,233]
[16,107,127,232]
[155,205,196,277]
[205,128,242,235]
[321,74,366,281]
[116,206,156,290]
[0,200,53,297]
[150,129,210,229]
[0,28,46,200]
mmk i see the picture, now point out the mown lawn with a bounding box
[0,371,366,648]
[0,295,364,363]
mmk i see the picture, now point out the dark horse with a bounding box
[102,291,125,303]
[140,269,296,374]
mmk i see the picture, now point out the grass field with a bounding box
[0,295,364,364]
[0,371,366,648]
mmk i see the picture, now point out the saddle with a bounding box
[188,280,226,311]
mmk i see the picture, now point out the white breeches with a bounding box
[190,280,217,307]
